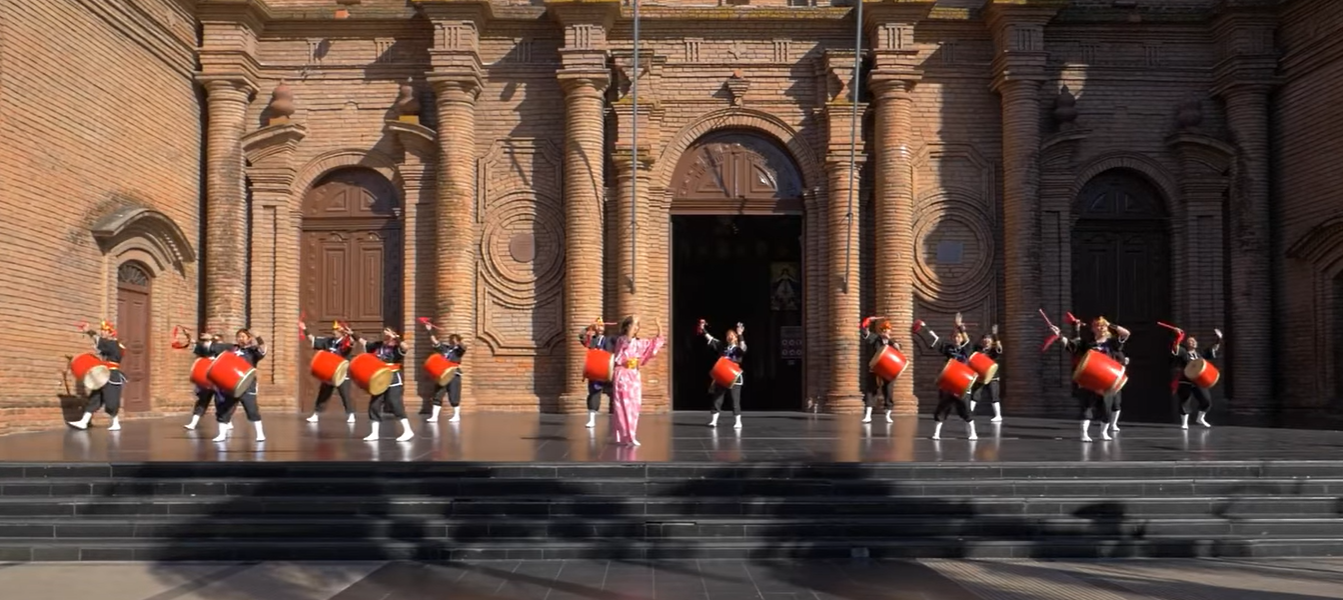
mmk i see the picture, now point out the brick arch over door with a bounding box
[299,167,404,409]
[1071,168,1173,423]
[653,108,823,197]
[669,129,806,215]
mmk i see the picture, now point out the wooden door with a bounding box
[1071,170,1172,422]
[299,169,403,410]
[116,262,152,412]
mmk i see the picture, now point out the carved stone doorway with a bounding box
[299,168,404,412]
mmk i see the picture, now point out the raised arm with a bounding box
[1207,328,1223,359]
[1111,323,1131,342]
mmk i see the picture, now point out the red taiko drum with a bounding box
[1072,350,1126,396]
[937,359,980,398]
[582,348,616,383]
[869,346,909,383]
[710,357,743,389]
[189,357,214,391]
[206,351,257,398]
[1183,358,1220,389]
[423,353,460,387]
[70,353,111,391]
[349,353,393,396]
[968,352,999,382]
[310,350,351,387]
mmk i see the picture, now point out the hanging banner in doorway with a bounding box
[770,262,800,311]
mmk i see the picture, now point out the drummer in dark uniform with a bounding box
[301,321,357,424]
[426,325,467,423]
[1171,327,1223,429]
[969,326,1004,423]
[68,321,127,431]
[208,329,268,443]
[579,318,614,429]
[860,317,902,424]
[184,331,225,431]
[1050,316,1130,442]
[702,320,747,430]
[915,315,978,441]
[358,328,414,442]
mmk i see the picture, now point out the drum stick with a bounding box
[1041,333,1059,352]
[1156,321,1182,332]
[417,317,436,329]
[1037,309,1056,330]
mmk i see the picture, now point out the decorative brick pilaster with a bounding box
[387,119,437,403]
[987,0,1064,415]
[199,78,256,334]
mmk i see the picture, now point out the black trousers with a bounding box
[973,380,1000,405]
[1108,390,1124,413]
[369,373,407,422]
[865,378,895,410]
[432,374,462,408]
[191,387,218,416]
[314,379,354,414]
[934,391,972,423]
[218,381,262,423]
[84,371,126,417]
[586,382,612,412]
[1078,389,1112,423]
[1177,383,1212,415]
[710,383,742,416]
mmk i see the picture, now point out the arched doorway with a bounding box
[1071,169,1172,423]
[669,130,806,412]
[116,261,152,412]
[300,168,404,409]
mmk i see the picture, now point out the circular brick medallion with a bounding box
[912,196,995,305]
[480,192,564,305]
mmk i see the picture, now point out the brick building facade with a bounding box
[0,0,1339,434]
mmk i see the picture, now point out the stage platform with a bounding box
[2,413,1343,562]
[2,412,1340,463]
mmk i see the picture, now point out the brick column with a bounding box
[869,77,919,414]
[428,76,481,386]
[824,149,865,413]
[200,78,255,333]
[558,72,609,411]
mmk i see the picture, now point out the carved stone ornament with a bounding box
[394,77,421,123]
[267,80,295,126]
[1177,94,1203,131]
[725,70,750,106]
[1052,85,1077,131]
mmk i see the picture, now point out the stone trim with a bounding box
[1069,152,1180,218]
[90,207,196,275]
[292,148,404,199]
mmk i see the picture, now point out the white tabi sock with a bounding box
[363,421,380,441]
[709,413,720,427]
[969,401,977,413]
[108,417,121,431]
[306,413,319,423]
[1080,420,1093,442]
[1181,414,1190,430]
[1110,410,1122,432]
[69,412,93,430]
[346,413,356,423]
[396,418,414,442]
[448,407,460,423]
[1197,411,1211,428]
[428,405,441,421]
[253,421,265,442]
[966,421,977,440]
[585,411,597,428]
[185,415,201,430]
[733,415,742,430]
[861,407,872,423]
[885,410,894,423]
[991,404,1003,423]
[931,421,944,440]
[212,423,229,443]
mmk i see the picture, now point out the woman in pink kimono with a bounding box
[610,315,665,446]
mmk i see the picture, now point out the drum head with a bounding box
[1182,358,1204,381]
[83,366,111,391]
[367,370,394,396]
[330,360,350,387]
[435,366,458,387]
[228,369,257,399]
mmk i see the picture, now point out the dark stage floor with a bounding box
[4,412,1343,463]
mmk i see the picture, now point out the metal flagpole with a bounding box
[842,0,863,292]
[629,0,641,294]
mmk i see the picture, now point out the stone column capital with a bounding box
[428,74,483,102]
[558,70,610,97]
[611,149,654,172]
[198,76,257,101]
[868,73,919,100]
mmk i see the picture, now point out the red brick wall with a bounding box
[0,0,201,434]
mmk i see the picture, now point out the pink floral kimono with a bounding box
[610,334,666,443]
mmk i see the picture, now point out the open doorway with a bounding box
[672,215,803,411]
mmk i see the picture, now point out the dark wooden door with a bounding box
[1071,171,1172,423]
[116,262,152,412]
[300,169,403,411]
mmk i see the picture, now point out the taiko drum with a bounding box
[206,351,257,398]
[1183,358,1221,390]
[1072,350,1126,396]
[710,357,743,389]
[937,359,980,398]
[310,350,351,387]
[70,353,111,391]
[349,353,394,396]
[423,353,460,387]
[189,357,214,391]
[967,352,999,382]
[582,348,616,383]
[868,346,909,383]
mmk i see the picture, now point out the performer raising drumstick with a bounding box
[970,326,1004,423]
[701,320,747,430]
[301,321,358,424]
[610,315,665,446]
[914,315,978,441]
[1050,316,1130,442]
[425,324,467,423]
[68,321,127,431]
[184,331,226,431]
[208,329,268,443]
[358,328,414,442]
[860,317,901,424]
[1171,326,1223,429]
[579,318,615,429]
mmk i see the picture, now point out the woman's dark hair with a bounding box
[447,333,463,345]
[620,316,637,336]
[236,328,251,337]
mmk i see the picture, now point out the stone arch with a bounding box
[1070,153,1180,218]
[669,129,806,214]
[90,206,195,275]
[653,108,823,197]
[1288,216,1343,277]
[292,148,403,201]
